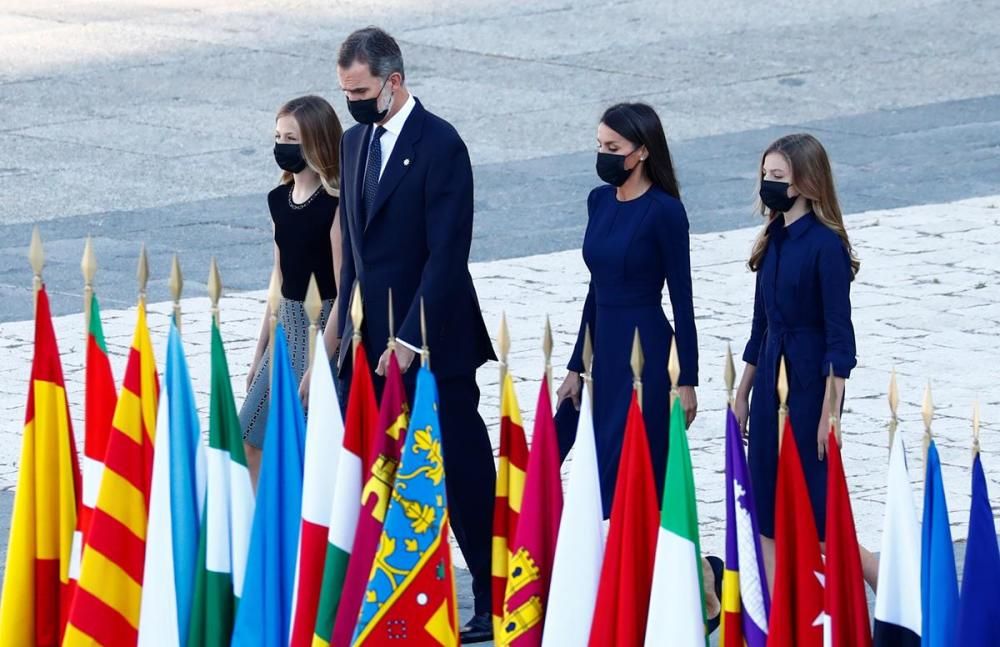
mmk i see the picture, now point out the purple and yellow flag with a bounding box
[720,407,769,647]
[352,365,458,645]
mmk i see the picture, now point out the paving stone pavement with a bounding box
[2,195,999,636]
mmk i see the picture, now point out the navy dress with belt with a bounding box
[568,184,699,518]
[743,212,857,540]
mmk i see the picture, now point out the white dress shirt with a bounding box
[366,92,422,354]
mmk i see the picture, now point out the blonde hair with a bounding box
[276,95,343,196]
[748,133,860,278]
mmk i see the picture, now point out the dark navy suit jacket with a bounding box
[336,98,496,378]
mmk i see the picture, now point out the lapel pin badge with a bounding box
[403,158,411,166]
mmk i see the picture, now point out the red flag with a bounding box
[492,372,529,636]
[825,427,871,647]
[588,392,659,646]
[767,421,824,647]
[499,377,564,646]
[0,288,81,646]
[329,350,409,646]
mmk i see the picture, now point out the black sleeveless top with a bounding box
[269,183,339,301]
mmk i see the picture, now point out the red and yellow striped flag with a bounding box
[0,287,82,646]
[492,372,528,638]
[64,300,159,647]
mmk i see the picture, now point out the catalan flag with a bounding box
[351,366,459,646]
[492,372,529,637]
[187,320,256,646]
[0,287,82,646]
[69,292,117,586]
[718,407,768,647]
[289,333,345,647]
[64,299,160,647]
[312,342,379,647]
[329,349,409,645]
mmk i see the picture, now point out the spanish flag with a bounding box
[64,300,159,646]
[492,372,528,637]
[0,287,82,646]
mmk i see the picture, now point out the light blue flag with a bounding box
[921,440,958,647]
[231,325,307,647]
[138,319,206,646]
[956,453,1000,643]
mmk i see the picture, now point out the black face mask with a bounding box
[759,180,798,212]
[347,78,392,125]
[596,149,638,187]
[274,143,308,173]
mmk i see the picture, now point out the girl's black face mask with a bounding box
[759,180,798,212]
[274,143,308,173]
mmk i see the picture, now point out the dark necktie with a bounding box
[363,126,387,220]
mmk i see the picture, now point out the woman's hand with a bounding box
[556,371,582,411]
[246,356,261,394]
[733,393,750,438]
[299,368,312,408]
[677,385,698,426]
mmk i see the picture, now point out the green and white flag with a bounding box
[645,396,707,647]
[187,322,256,645]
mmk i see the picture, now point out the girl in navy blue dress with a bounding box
[556,103,723,629]
[734,133,878,590]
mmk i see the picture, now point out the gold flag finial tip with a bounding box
[777,356,789,405]
[630,328,644,380]
[304,273,322,326]
[583,324,594,376]
[973,401,981,453]
[81,236,97,284]
[207,257,222,305]
[169,253,183,302]
[137,244,149,295]
[724,343,736,395]
[889,368,900,416]
[543,316,553,362]
[498,312,510,362]
[922,381,934,432]
[350,281,363,332]
[29,226,44,275]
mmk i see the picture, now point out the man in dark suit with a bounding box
[334,27,497,642]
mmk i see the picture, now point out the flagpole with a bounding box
[29,226,44,316]
[169,253,183,334]
[350,281,363,359]
[668,336,680,411]
[208,257,222,329]
[387,287,396,356]
[972,401,981,463]
[543,316,553,402]
[777,356,789,453]
[631,328,644,411]
[922,381,934,482]
[82,236,96,341]
[724,343,736,411]
[888,368,899,454]
[420,297,430,369]
[304,273,322,373]
[498,312,510,403]
[267,266,280,382]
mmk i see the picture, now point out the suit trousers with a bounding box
[338,363,496,615]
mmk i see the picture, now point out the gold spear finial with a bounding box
[267,266,281,372]
[350,281,363,356]
[304,273,322,370]
[631,328,644,410]
[922,381,934,473]
[973,401,981,461]
[420,297,429,369]
[82,236,97,338]
[827,365,840,444]
[207,257,222,327]
[498,313,510,402]
[544,316,553,399]
[888,369,899,452]
[777,355,789,452]
[386,288,396,353]
[724,344,736,408]
[29,226,44,310]
[582,324,594,400]
[668,336,681,412]
[169,253,183,331]
[137,244,149,303]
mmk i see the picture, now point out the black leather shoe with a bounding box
[460,612,493,644]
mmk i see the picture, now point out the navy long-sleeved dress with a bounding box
[569,184,699,518]
[742,212,857,540]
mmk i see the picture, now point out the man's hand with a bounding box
[375,344,417,376]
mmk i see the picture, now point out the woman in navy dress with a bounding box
[734,133,877,589]
[556,103,724,630]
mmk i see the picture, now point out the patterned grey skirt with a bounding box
[239,297,335,449]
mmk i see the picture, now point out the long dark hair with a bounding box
[600,103,680,199]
